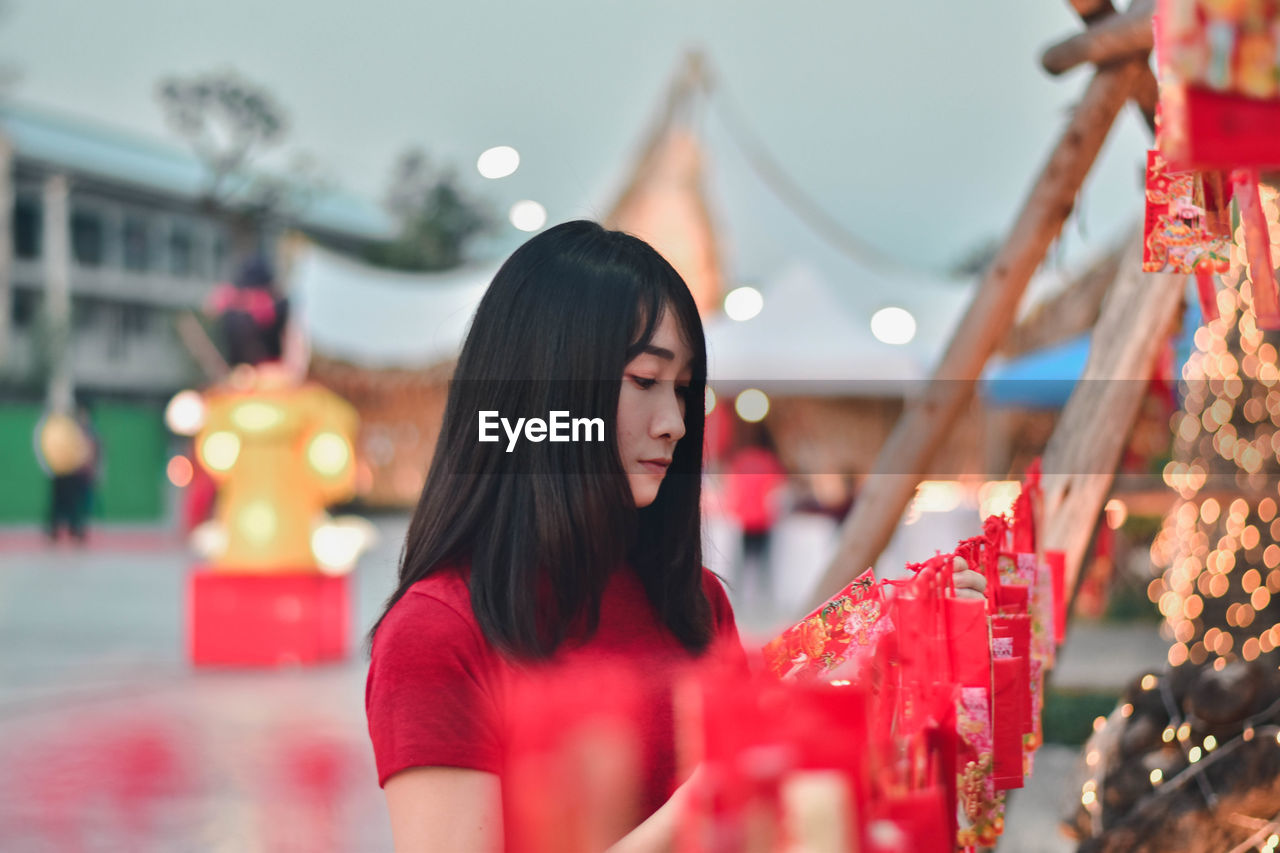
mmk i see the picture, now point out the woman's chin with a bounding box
[628,476,662,508]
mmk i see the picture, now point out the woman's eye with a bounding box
[629,375,657,390]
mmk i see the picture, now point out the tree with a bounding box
[364,149,494,272]
[157,69,287,205]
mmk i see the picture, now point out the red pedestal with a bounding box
[187,570,349,666]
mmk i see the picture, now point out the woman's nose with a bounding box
[651,384,687,441]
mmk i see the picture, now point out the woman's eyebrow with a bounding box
[640,345,676,360]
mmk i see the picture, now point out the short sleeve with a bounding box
[701,569,751,674]
[365,591,503,786]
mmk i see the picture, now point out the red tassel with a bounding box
[1233,170,1280,329]
[1195,268,1220,322]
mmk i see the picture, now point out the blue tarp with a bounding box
[983,298,1202,409]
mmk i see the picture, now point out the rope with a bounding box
[701,69,922,276]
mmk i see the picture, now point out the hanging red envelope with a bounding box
[1045,549,1068,646]
[990,653,1026,792]
[865,785,953,853]
[993,612,1032,731]
[1144,148,1232,274]
[1034,557,1057,670]
[1156,0,1280,170]
[762,567,893,682]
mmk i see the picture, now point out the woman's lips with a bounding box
[639,460,671,475]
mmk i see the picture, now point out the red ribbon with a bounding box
[1232,169,1280,329]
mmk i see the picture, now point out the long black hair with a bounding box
[370,220,712,659]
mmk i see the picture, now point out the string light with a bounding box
[1152,212,1280,671]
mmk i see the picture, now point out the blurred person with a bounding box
[205,255,287,367]
[34,404,94,544]
[363,221,988,852]
[723,432,788,610]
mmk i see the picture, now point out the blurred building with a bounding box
[0,101,393,524]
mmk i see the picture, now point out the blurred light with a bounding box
[1141,674,1157,691]
[308,432,351,477]
[735,389,770,423]
[200,431,240,472]
[870,306,916,345]
[237,500,277,545]
[166,455,194,488]
[1105,498,1128,530]
[1188,746,1202,763]
[190,520,227,560]
[1081,790,1097,806]
[165,390,206,436]
[231,402,284,433]
[310,516,376,575]
[1093,716,1107,733]
[1149,768,1163,785]
[724,286,764,322]
[510,200,547,232]
[705,386,716,415]
[1204,735,1217,751]
[477,145,519,179]
[1201,498,1221,524]
[913,480,964,514]
[978,480,1020,518]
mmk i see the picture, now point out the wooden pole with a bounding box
[0,135,12,371]
[42,173,73,412]
[1039,239,1185,594]
[804,58,1146,612]
[1059,0,1159,134]
[1042,0,1153,76]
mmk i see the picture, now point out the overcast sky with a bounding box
[0,0,1152,278]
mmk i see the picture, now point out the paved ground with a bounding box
[0,514,1160,851]
[0,520,400,853]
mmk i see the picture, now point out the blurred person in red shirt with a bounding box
[724,431,788,609]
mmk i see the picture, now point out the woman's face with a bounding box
[617,309,693,507]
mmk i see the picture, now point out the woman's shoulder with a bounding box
[699,568,735,621]
[373,567,484,656]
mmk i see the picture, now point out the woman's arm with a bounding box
[384,765,699,853]
[605,767,703,853]
[384,766,502,852]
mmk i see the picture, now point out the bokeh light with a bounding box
[477,145,520,179]
[509,200,547,232]
[870,306,916,345]
[734,389,770,423]
[165,390,206,436]
[723,286,764,322]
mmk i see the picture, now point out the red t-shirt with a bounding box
[365,565,745,817]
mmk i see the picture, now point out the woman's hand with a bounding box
[951,555,987,601]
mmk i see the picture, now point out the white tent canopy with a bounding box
[289,245,495,369]
[704,261,974,395]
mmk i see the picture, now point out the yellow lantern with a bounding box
[195,365,358,572]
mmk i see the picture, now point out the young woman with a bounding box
[365,221,985,851]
